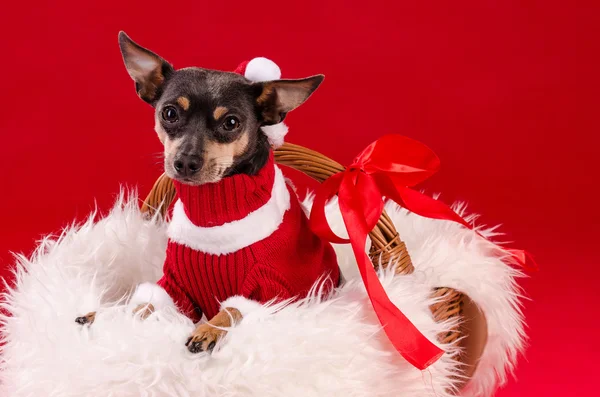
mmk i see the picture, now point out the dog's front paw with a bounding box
[185,323,227,354]
[75,311,96,325]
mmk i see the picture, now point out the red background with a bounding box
[0,1,596,395]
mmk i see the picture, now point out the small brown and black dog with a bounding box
[76,32,340,354]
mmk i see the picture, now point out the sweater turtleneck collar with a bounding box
[173,153,276,227]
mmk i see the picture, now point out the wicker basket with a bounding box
[141,142,487,390]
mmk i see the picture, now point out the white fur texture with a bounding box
[0,192,525,397]
[260,123,289,148]
[167,166,290,255]
[220,296,265,316]
[130,282,174,310]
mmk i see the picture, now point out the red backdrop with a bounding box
[0,1,596,395]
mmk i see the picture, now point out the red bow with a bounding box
[309,134,536,370]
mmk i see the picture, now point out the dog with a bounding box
[76,32,340,354]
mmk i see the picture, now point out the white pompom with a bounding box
[261,123,288,148]
[244,57,281,82]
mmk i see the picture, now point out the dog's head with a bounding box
[118,31,323,185]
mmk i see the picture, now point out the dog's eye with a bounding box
[222,116,240,132]
[162,106,179,123]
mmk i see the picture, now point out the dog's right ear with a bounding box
[118,31,174,104]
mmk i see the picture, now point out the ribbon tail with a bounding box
[309,173,349,244]
[338,178,443,370]
[377,179,472,229]
[378,177,536,271]
[355,172,384,232]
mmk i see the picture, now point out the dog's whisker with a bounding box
[141,151,165,160]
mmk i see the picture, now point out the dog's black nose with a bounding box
[174,154,202,177]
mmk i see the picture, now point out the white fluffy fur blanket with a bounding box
[0,193,525,397]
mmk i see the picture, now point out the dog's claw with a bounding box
[207,341,216,352]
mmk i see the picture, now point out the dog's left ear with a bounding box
[255,75,324,125]
[118,31,174,104]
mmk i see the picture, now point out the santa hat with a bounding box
[234,58,288,148]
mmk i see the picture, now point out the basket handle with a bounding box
[141,143,414,275]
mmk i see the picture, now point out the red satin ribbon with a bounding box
[309,134,536,370]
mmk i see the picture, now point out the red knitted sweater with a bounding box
[155,154,339,322]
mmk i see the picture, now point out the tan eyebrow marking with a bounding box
[177,96,190,110]
[213,106,228,120]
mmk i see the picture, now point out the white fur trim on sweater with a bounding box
[220,296,264,317]
[129,282,174,310]
[167,166,291,255]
